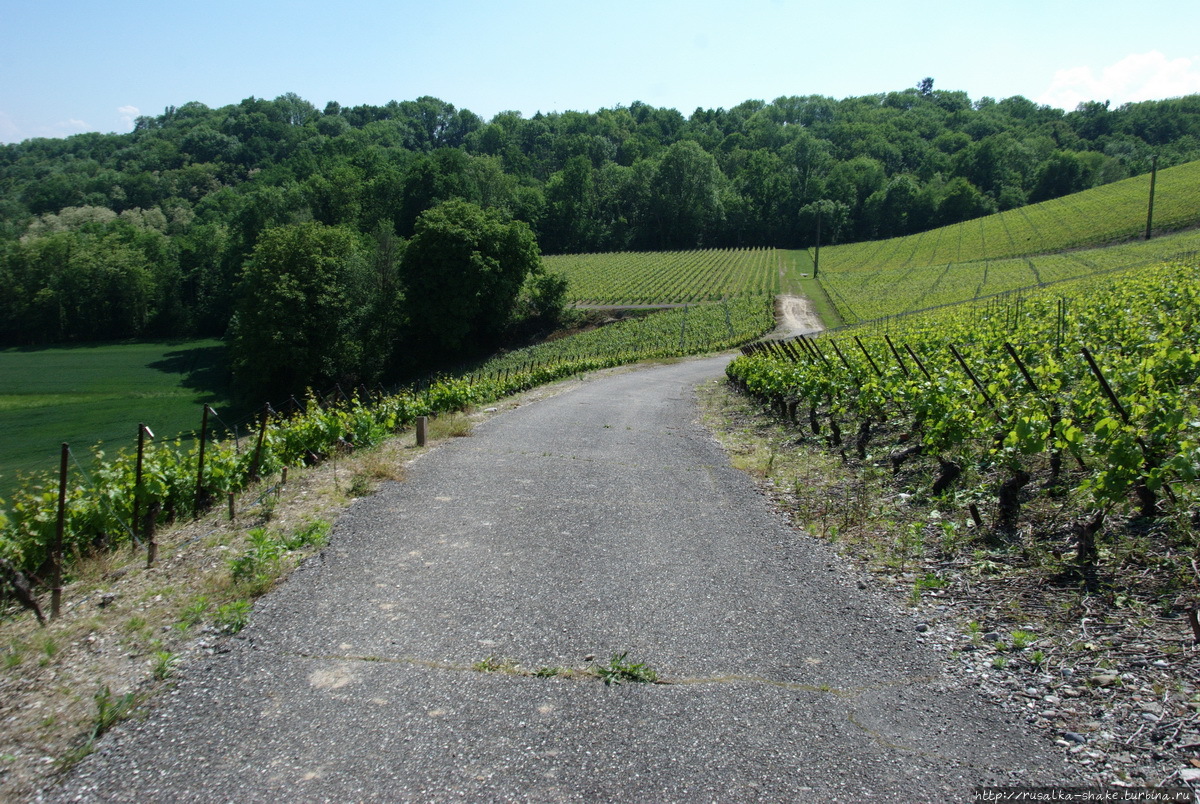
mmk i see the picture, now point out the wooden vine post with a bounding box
[193,404,211,518]
[903,344,932,380]
[145,500,161,568]
[948,344,995,413]
[131,423,154,550]
[50,443,68,620]
[883,335,909,378]
[813,205,821,279]
[853,336,883,378]
[248,403,272,482]
[1080,346,1168,518]
[1145,154,1158,240]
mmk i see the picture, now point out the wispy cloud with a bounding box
[51,118,91,136]
[0,111,20,144]
[118,105,140,130]
[0,112,92,144]
[1036,51,1200,110]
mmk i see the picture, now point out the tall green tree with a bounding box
[1029,151,1091,202]
[228,222,367,400]
[938,177,997,225]
[648,140,724,249]
[400,199,542,358]
[542,155,600,252]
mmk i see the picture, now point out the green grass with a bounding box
[0,339,238,495]
[780,249,843,328]
[776,248,812,295]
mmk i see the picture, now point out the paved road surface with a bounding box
[49,356,1077,802]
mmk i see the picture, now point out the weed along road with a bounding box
[49,355,1078,802]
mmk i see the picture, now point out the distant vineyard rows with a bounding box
[474,295,775,374]
[546,247,782,305]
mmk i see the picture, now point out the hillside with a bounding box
[817,159,1200,273]
[546,247,784,305]
[2,90,1199,354]
[534,160,1200,320]
[812,159,1200,324]
[822,227,1200,325]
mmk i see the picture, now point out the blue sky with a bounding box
[2,0,1199,144]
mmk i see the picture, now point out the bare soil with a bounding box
[770,294,825,339]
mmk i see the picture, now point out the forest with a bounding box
[1,82,1198,396]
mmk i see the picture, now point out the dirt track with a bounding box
[771,294,825,339]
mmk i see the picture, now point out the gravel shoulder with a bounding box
[46,356,1081,802]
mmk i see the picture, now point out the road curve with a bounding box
[49,356,1077,802]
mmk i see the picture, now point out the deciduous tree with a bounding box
[400,199,542,358]
[229,222,366,399]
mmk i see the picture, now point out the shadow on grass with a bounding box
[147,345,234,405]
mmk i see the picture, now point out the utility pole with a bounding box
[1145,154,1158,240]
[813,205,822,280]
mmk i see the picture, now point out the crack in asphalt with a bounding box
[289,649,955,760]
[289,648,940,698]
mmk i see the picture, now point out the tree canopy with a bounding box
[401,199,543,360]
[1,84,1198,384]
[228,222,368,400]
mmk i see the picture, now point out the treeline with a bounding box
[1,84,1198,356]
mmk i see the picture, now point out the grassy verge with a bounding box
[0,411,422,799]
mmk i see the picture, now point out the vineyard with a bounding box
[0,296,775,591]
[822,228,1200,325]
[474,295,774,373]
[728,257,1200,582]
[546,247,785,304]
[816,159,1200,275]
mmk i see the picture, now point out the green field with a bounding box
[0,340,237,493]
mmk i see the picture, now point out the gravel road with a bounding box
[48,355,1080,802]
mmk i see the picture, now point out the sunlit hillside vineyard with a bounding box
[814,159,1200,325]
[822,228,1200,325]
[546,247,784,304]
[816,159,1200,275]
